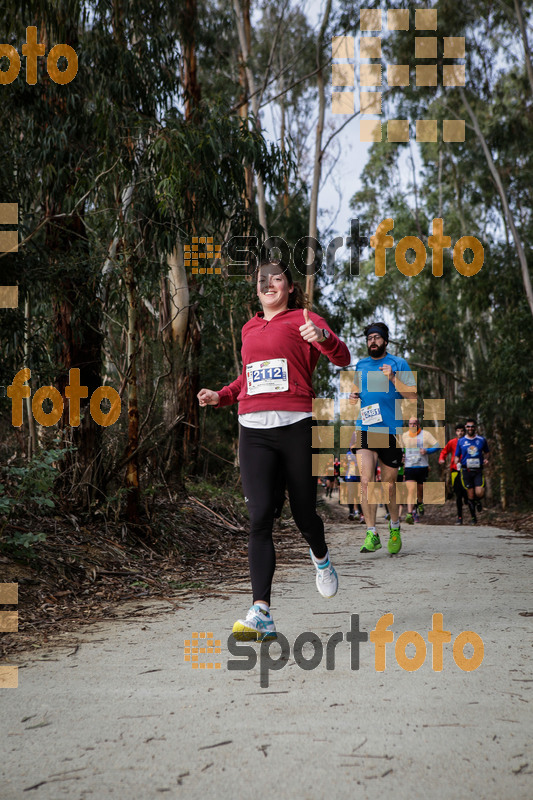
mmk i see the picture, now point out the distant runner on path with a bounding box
[401,416,440,524]
[349,322,417,556]
[455,419,490,524]
[439,422,467,525]
[198,259,350,641]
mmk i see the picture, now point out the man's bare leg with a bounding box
[405,479,417,513]
[356,448,378,527]
[380,462,400,522]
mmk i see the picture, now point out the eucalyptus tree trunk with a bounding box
[460,89,533,317]
[24,295,36,460]
[306,0,332,306]
[233,0,269,237]
[238,0,254,212]
[160,0,203,482]
[513,0,533,97]
[124,259,140,523]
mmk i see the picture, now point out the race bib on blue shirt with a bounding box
[361,403,383,425]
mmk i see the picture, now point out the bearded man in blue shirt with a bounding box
[349,322,417,556]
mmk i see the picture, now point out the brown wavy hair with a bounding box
[257,259,309,310]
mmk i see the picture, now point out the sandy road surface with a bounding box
[1,517,532,799]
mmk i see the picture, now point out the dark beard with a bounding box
[367,342,386,358]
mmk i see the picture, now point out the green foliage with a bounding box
[0,447,71,553]
[338,0,533,504]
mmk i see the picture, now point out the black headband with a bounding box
[366,325,387,340]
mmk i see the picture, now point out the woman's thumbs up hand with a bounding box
[299,308,325,342]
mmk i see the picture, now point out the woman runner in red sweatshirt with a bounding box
[197,260,351,640]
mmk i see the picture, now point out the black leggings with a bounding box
[453,470,467,517]
[239,417,328,606]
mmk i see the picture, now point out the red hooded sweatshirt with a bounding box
[216,308,351,414]
[439,437,460,471]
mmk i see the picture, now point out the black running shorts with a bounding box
[404,467,429,482]
[461,469,485,490]
[357,430,403,469]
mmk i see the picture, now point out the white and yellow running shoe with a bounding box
[232,604,277,641]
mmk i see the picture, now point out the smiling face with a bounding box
[256,263,293,317]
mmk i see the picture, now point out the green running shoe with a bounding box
[405,512,414,525]
[417,502,425,516]
[388,522,402,554]
[361,530,382,553]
